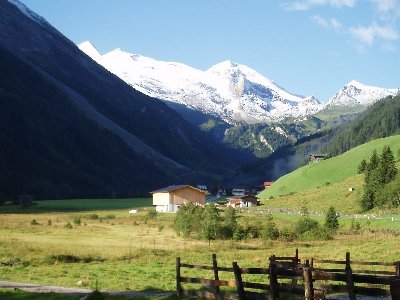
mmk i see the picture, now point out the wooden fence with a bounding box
[176,250,400,300]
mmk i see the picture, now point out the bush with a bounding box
[65,222,73,229]
[279,227,294,242]
[47,219,52,226]
[30,219,39,225]
[261,217,280,240]
[87,214,99,220]
[146,209,158,220]
[73,217,81,225]
[233,226,246,241]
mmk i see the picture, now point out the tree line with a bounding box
[359,145,400,211]
[173,203,340,243]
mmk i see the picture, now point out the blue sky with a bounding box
[19,0,400,101]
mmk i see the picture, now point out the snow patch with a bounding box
[259,135,274,152]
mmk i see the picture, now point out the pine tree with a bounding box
[378,145,397,185]
[325,206,339,230]
[357,159,367,174]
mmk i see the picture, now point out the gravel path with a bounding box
[0,280,174,298]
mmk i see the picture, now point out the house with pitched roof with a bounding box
[150,185,207,213]
[227,195,259,208]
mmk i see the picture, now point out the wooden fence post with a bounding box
[390,278,400,300]
[345,252,356,300]
[396,261,400,277]
[303,259,314,300]
[294,248,299,263]
[291,249,299,287]
[212,253,222,299]
[233,261,245,300]
[176,257,182,297]
[269,255,279,300]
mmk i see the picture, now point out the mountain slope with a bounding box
[78,41,324,124]
[329,95,400,156]
[258,135,400,200]
[0,0,239,198]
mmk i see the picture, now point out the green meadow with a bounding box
[1,198,399,299]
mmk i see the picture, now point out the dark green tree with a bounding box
[357,159,367,174]
[378,145,397,185]
[324,206,339,230]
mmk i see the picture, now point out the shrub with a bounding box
[279,227,294,242]
[30,219,39,225]
[47,219,52,226]
[233,226,246,241]
[73,217,81,225]
[146,209,158,220]
[157,224,164,232]
[87,214,99,220]
[261,216,280,240]
[65,222,73,229]
[103,214,115,219]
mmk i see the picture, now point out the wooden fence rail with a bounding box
[176,250,400,300]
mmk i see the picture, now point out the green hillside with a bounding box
[258,135,400,200]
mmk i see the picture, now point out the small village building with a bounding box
[309,153,327,163]
[227,195,259,208]
[263,181,273,188]
[151,185,206,213]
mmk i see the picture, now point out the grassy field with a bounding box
[258,135,400,200]
[1,198,400,299]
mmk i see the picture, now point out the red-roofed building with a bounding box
[263,181,273,188]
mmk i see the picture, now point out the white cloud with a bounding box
[350,22,399,46]
[371,0,397,13]
[283,0,356,11]
[311,15,343,29]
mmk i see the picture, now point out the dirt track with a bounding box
[0,280,174,298]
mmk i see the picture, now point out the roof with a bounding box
[264,181,273,186]
[150,185,207,194]
[227,195,258,200]
[309,153,327,157]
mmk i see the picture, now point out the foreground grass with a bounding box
[1,202,400,294]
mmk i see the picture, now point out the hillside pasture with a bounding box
[258,135,400,200]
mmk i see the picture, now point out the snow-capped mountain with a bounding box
[78,41,324,124]
[327,80,399,107]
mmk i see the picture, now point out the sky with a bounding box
[19,0,400,101]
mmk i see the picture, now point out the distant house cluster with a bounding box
[151,182,272,213]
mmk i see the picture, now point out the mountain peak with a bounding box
[78,41,101,60]
[346,80,364,87]
[327,80,399,107]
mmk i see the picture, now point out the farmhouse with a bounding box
[309,153,327,163]
[227,195,259,208]
[151,185,206,213]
